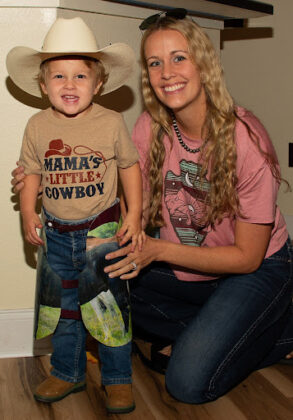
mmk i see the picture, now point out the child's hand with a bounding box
[116,214,145,251]
[137,230,146,252]
[22,211,43,246]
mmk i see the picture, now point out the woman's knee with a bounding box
[165,360,218,404]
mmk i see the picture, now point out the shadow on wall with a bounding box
[220,22,273,49]
[6,77,50,110]
[8,76,136,269]
[97,85,135,112]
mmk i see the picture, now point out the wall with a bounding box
[1,7,57,311]
[221,0,293,228]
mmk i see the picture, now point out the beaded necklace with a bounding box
[172,114,201,154]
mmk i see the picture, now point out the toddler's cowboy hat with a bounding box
[6,17,136,97]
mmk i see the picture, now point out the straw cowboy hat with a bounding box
[6,17,136,97]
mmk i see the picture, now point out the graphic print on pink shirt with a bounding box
[164,159,210,246]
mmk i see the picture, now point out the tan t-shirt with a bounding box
[19,104,139,220]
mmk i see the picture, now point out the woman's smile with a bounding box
[163,82,186,93]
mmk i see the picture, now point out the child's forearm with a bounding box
[118,163,142,217]
[20,174,41,215]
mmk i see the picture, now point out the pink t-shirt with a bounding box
[132,107,288,281]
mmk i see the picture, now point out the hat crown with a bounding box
[42,17,99,53]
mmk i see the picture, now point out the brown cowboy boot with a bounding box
[104,384,135,414]
[34,375,86,403]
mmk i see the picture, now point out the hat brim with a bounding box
[6,43,136,97]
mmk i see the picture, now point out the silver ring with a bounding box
[131,261,137,271]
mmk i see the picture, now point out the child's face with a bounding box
[40,58,102,119]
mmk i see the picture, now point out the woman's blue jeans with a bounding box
[130,238,293,403]
[43,209,132,385]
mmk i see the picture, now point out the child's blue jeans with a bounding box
[41,207,132,386]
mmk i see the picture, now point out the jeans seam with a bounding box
[206,273,292,399]
[74,321,83,380]
[51,368,85,383]
[131,292,187,328]
[267,255,292,262]
[151,269,177,279]
[275,337,293,346]
[102,378,132,385]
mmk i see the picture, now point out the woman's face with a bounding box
[144,29,206,117]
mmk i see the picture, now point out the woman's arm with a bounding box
[104,220,272,279]
[156,221,272,274]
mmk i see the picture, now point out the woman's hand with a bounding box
[11,162,43,195]
[104,234,158,279]
[11,162,25,193]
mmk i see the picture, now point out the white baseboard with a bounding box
[0,309,35,358]
[0,309,52,358]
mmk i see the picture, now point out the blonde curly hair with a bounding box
[38,56,108,89]
[140,16,282,229]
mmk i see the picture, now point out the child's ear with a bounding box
[40,82,48,96]
[94,81,103,95]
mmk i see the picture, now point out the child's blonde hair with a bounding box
[38,55,108,88]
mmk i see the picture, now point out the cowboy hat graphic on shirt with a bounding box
[45,139,72,157]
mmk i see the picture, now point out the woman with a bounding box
[12,10,293,404]
[103,11,293,403]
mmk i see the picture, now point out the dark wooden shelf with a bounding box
[108,1,273,21]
